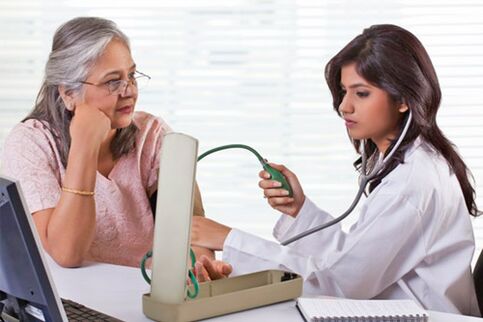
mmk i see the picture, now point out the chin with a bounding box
[347,133,364,141]
[112,120,134,130]
[347,129,371,142]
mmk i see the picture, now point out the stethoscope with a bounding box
[280,110,413,245]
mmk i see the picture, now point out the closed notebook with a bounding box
[296,297,428,322]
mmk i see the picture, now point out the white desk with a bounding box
[46,257,483,322]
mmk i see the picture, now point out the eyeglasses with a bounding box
[80,70,151,95]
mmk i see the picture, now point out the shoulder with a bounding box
[395,139,451,188]
[378,138,461,212]
[1,119,61,183]
[3,119,56,154]
[131,111,173,155]
[132,111,172,136]
[6,118,51,137]
[383,139,448,186]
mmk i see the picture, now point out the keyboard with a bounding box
[61,298,124,321]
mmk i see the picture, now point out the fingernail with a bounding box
[273,181,282,187]
[282,190,289,196]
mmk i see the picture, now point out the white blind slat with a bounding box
[0,2,481,252]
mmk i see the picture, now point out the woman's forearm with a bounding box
[46,140,100,267]
[192,245,215,261]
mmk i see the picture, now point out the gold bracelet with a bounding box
[61,186,95,196]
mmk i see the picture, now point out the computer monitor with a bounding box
[0,176,68,321]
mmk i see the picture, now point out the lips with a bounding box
[116,105,133,114]
[344,118,357,128]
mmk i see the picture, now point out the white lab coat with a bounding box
[222,138,480,316]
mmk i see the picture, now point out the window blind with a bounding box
[0,1,482,260]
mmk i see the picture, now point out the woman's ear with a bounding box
[398,103,409,113]
[58,85,75,111]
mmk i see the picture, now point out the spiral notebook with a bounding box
[296,297,428,322]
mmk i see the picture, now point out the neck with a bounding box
[374,138,393,155]
[98,129,117,161]
[374,112,412,156]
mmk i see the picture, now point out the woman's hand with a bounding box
[259,163,305,217]
[194,255,233,282]
[69,102,112,147]
[191,217,231,251]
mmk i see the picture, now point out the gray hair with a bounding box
[25,17,138,167]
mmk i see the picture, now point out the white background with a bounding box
[0,0,482,263]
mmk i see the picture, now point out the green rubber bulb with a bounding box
[263,163,293,197]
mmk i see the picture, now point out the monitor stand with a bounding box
[142,133,302,322]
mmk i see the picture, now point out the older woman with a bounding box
[1,17,229,277]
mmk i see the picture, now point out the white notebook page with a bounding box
[297,298,428,320]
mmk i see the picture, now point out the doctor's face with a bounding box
[338,63,407,154]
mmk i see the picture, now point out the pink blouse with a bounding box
[1,111,202,267]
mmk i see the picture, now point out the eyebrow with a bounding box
[340,83,371,89]
[101,64,137,78]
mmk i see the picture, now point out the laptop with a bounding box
[0,176,122,322]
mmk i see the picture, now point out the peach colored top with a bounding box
[1,111,203,267]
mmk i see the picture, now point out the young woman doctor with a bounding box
[191,24,481,316]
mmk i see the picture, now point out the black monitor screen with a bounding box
[0,176,67,322]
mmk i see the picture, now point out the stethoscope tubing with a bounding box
[281,111,413,246]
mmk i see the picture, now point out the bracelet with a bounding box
[61,186,95,196]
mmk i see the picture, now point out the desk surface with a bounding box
[46,257,482,322]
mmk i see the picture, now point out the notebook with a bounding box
[296,297,428,322]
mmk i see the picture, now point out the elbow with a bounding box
[47,244,87,268]
[53,255,84,268]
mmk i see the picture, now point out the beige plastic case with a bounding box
[142,269,302,322]
[145,133,302,321]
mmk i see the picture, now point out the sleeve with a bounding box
[272,197,347,254]
[222,192,426,299]
[1,124,61,214]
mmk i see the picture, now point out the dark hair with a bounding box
[324,24,480,217]
[24,17,138,167]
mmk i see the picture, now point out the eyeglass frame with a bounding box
[79,70,151,95]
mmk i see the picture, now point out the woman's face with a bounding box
[79,38,138,129]
[338,63,407,153]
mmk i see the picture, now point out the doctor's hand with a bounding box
[194,255,233,282]
[191,217,232,251]
[259,163,305,217]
